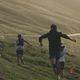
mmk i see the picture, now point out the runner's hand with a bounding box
[72,39,76,42]
[71,55,76,57]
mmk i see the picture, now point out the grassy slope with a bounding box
[0,0,80,34]
[0,0,80,80]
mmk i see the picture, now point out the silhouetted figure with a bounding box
[16,34,31,65]
[39,24,76,80]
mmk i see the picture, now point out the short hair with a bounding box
[18,34,21,38]
[51,24,57,30]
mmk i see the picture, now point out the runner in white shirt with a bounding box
[59,45,75,80]
[16,34,31,65]
[59,46,68,62]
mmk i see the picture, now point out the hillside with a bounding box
[0,0,80,35]
[0,0,80,80]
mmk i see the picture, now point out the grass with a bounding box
[0,41,54,80]
[0,0,80,80]
[0,39,79,80]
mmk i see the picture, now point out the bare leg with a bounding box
[60,70,65,80]
[20,55,24,64]
[50,58,61,80]
[60,62,65,80]
[56,60,61,80]
[17,55,20,65]
[50,58,57,74]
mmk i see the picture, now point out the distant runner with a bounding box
[39,24,76,80]
[16,34,31,65]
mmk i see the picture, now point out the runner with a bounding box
[59,45,75,80]
[16,34,31,65]
[39,24,76,80]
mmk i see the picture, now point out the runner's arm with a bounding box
[24,40,32,46]
[61,33,76,42]
[39,33,49,46]
[66,53,75,57]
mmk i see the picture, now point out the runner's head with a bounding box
[18,34,22,39]
[61,45,65,51]
[50,24,57,32]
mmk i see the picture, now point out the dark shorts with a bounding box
[49,50,60,60]
[16,50,24,56]
[60,62,65,70]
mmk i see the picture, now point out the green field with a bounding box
[0,0,80,80]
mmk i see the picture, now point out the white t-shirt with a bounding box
[59,47,68,62]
